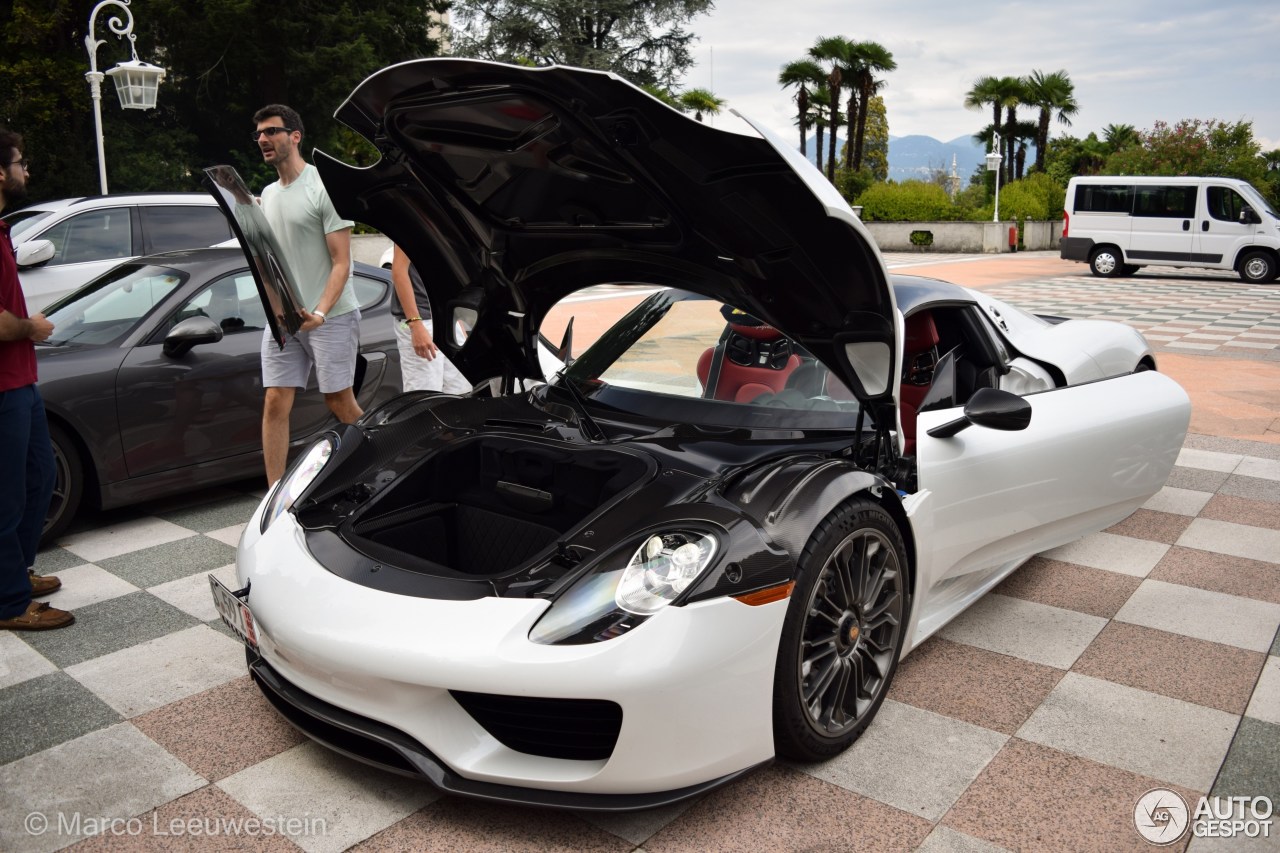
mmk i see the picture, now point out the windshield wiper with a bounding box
[552,370,607,443]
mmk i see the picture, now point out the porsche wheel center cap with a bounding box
[837,614,863,652]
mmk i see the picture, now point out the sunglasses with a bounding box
[251,127,294,142]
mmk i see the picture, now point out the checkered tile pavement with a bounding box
[2,262,1279,851]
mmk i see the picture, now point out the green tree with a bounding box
[1024,69,1077,173]
[965,75,1022,185]
[1104,119,1265,185]
[0,0,449,201]
[808,35,856,182]
[677,87,724,122]
[1102,123,1139,151]
[778,58,824,157]
[835,95,887,202]
[451,0,713,90]
[848,40,895,172]
[855,180,958,222]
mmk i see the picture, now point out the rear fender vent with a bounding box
[450,691,622,761]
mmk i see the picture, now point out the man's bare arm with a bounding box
[0,308,52,342]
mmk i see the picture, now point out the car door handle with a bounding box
[1202,221,1209,231]
[1182,220,1190,231]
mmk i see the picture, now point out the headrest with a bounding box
[904,311,940,351]
[730,322,783,341]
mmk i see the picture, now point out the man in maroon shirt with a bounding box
[0,127,72,630]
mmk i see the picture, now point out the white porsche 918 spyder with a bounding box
[210,58,1191,810]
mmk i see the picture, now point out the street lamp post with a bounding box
[85,0,166,194]
[985,132,1003,223]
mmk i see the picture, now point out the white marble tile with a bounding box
[1244,656,1280,725]
[1017,673,1237,792]
[1236,456,1280,483]
[1040,531,1169,578]
[0,633,56,691]
[938,594,1108,669]
[0,723,204,853]
[797,700,1008,820]
[218,742,437,853]
[66,625,246,717]
[205,523,247,548]
[1142,486,1215,517]
[1115,580,1280,653]
[29,563,138,611]
[148,565,238,622]
[56,518,196,563]
[1176,448,1242,473]
[1177,518,1280,566]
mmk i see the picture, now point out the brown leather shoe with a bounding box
[29,570,62,596]
[0,601,75,631]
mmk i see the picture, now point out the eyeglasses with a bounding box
[4,158,29,170]
[251,127,294,142]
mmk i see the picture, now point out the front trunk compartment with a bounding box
[344,435,653,580]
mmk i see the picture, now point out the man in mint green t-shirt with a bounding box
[253,104,362,485]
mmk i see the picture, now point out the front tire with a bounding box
[773,498,909,762]
[1089,247,1123,277]
[1238,251,1277,284]
[42,424,85,545]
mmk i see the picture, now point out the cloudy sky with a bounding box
[680,0,1280,151]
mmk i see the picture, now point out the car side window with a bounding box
[39,207,134,265]
[167,273,267,335]
[351,274,387,312]
[1206,187,1249,222]
[1133,186,1197,219]
[140,206,233,254]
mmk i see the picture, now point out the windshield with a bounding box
[43,263,187,346]
[4,209,55,241]
[557,287,864,430]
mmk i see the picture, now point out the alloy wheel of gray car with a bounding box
[1089,247,1122,277]
[42,424,84,544]
[1238,251,1277,284]
[773,499,908,761]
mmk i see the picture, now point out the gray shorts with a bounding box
[261,311,361,393]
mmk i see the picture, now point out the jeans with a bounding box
[0,384,55,619]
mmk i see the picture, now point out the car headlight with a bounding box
[261,438,334,532]
[529,530,718,645]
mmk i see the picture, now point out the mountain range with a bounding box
[803,134,990,181]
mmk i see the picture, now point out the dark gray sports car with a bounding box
[35,247,403,541]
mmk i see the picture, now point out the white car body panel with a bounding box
[238,504,785,795]
[905,369,1190,648]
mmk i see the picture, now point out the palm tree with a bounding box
[1102,123,1139,152]
[808,87,833,173]
[778,58,825,157]
[1009,119,1039,180]
[678,88,725,123]
[965,76,1007,159]
[849,41,896,171]
[640,84,682,111]
[1024,69,1078,172]
[809,35,857,181]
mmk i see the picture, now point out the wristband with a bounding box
[312,309,326,322]
[405,316,423,324]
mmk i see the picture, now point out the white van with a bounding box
[1060,176,1280,282]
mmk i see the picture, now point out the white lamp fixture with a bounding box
[85,0,166,194]
[985,133,1003,223]
[105,59,166,110]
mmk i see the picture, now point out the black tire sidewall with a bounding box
[772,498,909,762]
[1239,252,1276,284]
[1089,248,1121,278]
[42,424,84,545]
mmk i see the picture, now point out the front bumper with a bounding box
[237,506,789,802]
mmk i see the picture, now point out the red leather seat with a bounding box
[900,311,940,456]
[697,322,801,403]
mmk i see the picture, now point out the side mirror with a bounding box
[1240,207,1261,225]
[163,316,223,357]
[555,316,575,365]
[926,387,1032,439]
[15,239,55,269]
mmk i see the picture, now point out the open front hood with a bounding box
[317,58,898,404]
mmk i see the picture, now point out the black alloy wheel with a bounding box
[773,498,908,761]
[42,424,84,545]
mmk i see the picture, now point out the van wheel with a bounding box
[1089,247,1123,277]
[1238,251,1277,284]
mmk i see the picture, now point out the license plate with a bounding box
[209,574,258,649]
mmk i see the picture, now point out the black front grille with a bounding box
[450,691,623,761]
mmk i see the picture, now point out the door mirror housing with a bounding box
[163,316,223,357]
[1239,207,1261,225]
[15,239,55,269]
[926,387,1032,439]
